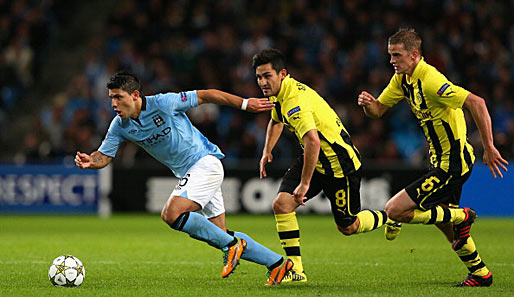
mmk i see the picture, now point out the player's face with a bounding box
[109,88,140,120]
[255,63,287,97]
[388,43,419,76]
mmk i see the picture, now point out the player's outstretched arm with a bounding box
[358,91,389,118]
[196,89,274,112]
[75,151,112,170]
[463,93,509,178]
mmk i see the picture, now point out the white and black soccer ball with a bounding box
[48,255,85,287]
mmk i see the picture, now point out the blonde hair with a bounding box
[388,28,422,55]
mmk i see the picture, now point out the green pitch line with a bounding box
[1,214,513,297]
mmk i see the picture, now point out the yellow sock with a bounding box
[455,236,490,277]
[410,206,464,224]
[451,208,466,225]
[356,210,387,233]
[275,212,303,272]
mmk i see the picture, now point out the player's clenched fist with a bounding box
[357,91,376,106]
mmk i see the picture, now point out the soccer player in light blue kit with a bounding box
[75,71,293,285]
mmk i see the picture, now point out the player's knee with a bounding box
[272,194,297,214]
[385,210,403,222]
[160,207,172,224]
[272,199,281,213]
[272,197,288,214]
[337,218,359,236]
[337,225,356,236]
[385,203,401,221]
[161,206,180,226]
[384,200,394,214]
[162,209,190,231]
[385,206,410,222]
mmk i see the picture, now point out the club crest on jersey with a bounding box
[287,106,301,117]
[129,129,137,134]
[180,92,188,102]
[437,83,451,96]
[152,114,165,127]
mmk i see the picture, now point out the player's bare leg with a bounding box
[208,213,227,231]
[273,192,299,214]
[161,196,201,224]
[436,221,454,241]
[384,190,418,222]
[337,218,359,235]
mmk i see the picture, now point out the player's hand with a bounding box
[293,183,309,206]
[75,151,92,169]
[483,146,509,178]
[357,91,376,106]
[259,152,273,179]
[246,98,275,113]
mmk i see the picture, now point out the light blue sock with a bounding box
[234,231,283,269]
[180,212,234,249]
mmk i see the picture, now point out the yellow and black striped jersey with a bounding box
[270,75,361,177]
[378,58,475,175]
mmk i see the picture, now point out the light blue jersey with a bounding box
[98,91,224,178]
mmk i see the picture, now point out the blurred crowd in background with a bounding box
[1,0,513,168]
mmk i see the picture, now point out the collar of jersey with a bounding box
[273,74,292,103]
[127,95,147,125]
[141,95,147,111]
[407,57,427,83]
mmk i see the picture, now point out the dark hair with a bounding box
[252,49,287,72]
[106,71,142,94]
[388,28,422,55]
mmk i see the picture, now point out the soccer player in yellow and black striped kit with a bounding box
[358,28,509,287]
[253,49,389,282]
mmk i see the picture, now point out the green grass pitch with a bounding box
[1,214,513,297]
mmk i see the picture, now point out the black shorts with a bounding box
[405,166,472,210]
[278,157,361,228]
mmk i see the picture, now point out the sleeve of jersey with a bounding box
[156,91,199,114]
[284,96,316,138]
[377,74,404,107]
[289,111,317,138]
[98,119,124,158]
[428,77,470,109]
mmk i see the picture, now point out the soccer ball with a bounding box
[48,255,85,287]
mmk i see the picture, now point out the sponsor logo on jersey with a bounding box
[287,106,301,117]
[136,126,171,146]
[437,83,450,96]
